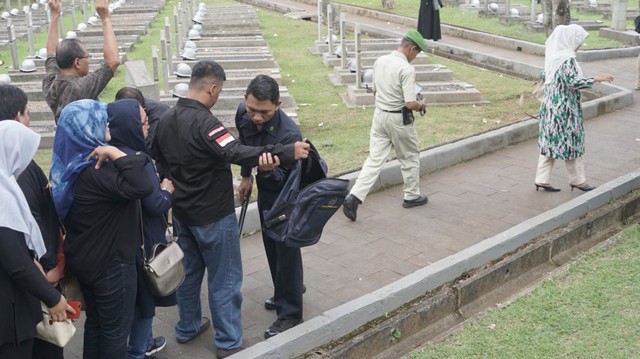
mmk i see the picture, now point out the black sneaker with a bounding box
[145,336,166,356]
[402,194,428,208]
[264,318,303,339]
[342,194,361,221]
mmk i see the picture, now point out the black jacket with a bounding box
[17,161,61,272]
[235,102,302,210]
[63,154,154,284]
[107,99,176,315]
[153,97,297,226]
[0,227,61,346]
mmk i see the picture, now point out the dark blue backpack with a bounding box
[262,142,349,247]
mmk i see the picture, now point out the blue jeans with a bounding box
[174,213,243,350]
[127,306,153,359]
[80,263,137,359]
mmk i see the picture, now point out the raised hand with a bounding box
[95,0,110,20]
[48,0,62,16]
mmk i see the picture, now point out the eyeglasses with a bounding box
[77,54,92,60]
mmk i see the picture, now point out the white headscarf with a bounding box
[544,24,589,84]
[0,121,46,259]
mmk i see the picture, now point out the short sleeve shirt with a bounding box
[42,56,115,122]
[372,50,417,112]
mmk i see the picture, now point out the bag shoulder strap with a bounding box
[137,201,147,261]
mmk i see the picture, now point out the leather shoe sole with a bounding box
[176,317,211,344]
[402,194,428,208]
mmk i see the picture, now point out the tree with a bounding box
[542,0,571,35]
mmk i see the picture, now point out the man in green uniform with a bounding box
[343,30,429,222]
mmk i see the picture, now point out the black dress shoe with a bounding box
[342,194,361,221]
[264,318,303,339]
[535,183,561,192]
[570,183,596,191]
[402,194,428,208]
[264,297,276,310]
[264,285,307,310]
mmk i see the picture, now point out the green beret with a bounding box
[404,30,428,53]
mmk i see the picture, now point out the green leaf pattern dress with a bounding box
[538,58,594,160]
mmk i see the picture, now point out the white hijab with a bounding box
[544,24,589,84]
[0,121,46,259]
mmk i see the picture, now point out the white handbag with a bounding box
[36,303,76,347]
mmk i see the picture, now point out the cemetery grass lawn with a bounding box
[408,224,640,359]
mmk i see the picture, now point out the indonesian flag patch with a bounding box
[207,125,236,147]
[215,132,235,147]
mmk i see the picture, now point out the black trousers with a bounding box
[0,338,34,359]
[33,338,64,359]
[262,230,304,322]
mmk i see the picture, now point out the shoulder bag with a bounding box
[140,202,185,297]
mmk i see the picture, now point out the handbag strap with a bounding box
[137,201,147,262]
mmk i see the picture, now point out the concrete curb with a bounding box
[233,168,640,359]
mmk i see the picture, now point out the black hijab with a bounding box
[107,99,147,154]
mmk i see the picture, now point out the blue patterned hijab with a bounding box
[50,99,108,219]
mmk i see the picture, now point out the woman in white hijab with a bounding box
[0,121,71,358]
[534,24,613,192]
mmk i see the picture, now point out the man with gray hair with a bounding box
[42,0,120,122]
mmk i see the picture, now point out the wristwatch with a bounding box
[161,187,172,194]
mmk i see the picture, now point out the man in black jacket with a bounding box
[235,75,305,339]
[152,61,309,358]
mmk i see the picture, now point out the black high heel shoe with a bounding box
[535,183,561,192]
[570,183,596,191]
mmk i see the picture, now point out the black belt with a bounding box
[380,109,402,113]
